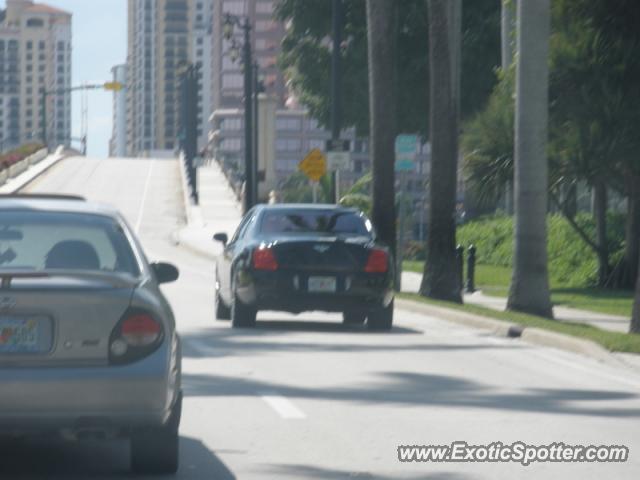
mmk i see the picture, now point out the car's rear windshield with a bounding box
[259,210,372,236]
[0,210,140,275]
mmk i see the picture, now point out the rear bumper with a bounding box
[236,269,394,313]
[0,340,179,433]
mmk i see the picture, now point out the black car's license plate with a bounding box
[308,276,337,293]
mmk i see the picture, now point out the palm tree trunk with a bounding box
[506,0,553,317]
[593,180,610,286]
[632,252,640,333]
[501,0,515,69]
[624,172,640,287]
[420,0,462,303]
[366,0,397,270]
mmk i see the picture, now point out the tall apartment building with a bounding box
[0,0,71,152]
[109,64,128,157]
[211,0,286,112]
[126,0,213,156]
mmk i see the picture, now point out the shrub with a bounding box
[456,213,626,288]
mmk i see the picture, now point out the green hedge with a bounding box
[456,214,626,288]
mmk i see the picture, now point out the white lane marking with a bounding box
[135,160,155,233]
[260,392,307,419]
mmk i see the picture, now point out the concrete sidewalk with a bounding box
[176,160,243,259]
[402,271,630,333]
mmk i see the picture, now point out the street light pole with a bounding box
[40,89,47,150]
[330,0,343,203]
[253,60,261,206]
[39,82,124,153]
[242,20,255,213]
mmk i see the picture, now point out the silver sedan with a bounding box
[0,194,182,474]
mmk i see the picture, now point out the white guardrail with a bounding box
[0,148,48,186]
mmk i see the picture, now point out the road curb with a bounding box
[396,298,520,338]
[175,228,217,261]
[177,153,202,227]
[396,297,631,368]
[520,327,615,364]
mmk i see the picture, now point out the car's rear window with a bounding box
[260,210,372,236]
[0,211,139,275]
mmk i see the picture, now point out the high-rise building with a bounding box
[109,64,128,157]
[126,0,214,156]
[210,0,286,112]
[0,0,71,152]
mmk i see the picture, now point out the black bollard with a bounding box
[456,245,464,293]
[466,244,476,293]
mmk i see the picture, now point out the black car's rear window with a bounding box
[260,210,372,236]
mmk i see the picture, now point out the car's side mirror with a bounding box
[213,232,228,246]
[151,262,180,284]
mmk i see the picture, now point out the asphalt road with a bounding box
[6,156,640,479]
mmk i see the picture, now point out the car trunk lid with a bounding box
[268,236,374,272]
[0,272,137,366]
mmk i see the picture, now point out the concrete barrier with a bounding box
[0,148,49,186]
[27,148,48,166]
[8,158,29,177]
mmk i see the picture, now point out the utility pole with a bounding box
[330,0,343,203]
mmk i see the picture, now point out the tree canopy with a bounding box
[275,0,500,136]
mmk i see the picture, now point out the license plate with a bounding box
[0,317,40,353]
[308,276,337,293]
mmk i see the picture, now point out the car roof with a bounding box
[255,203,361,213]
[0,195,121,218]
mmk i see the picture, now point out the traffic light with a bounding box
[104,82,124,91]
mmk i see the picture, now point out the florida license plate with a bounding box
[0,317,40,353]
[308,276,337,293]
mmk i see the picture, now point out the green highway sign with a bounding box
[395,134,418,172]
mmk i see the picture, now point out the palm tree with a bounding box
[632,255,640,333]
[419,0,462,303]
[506,0,553,317]
[366,0,398,269]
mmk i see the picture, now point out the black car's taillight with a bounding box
[109,308,164,365]
[364,249,389,273]
[253,246,279,271]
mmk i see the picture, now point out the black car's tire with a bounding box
[215,291,231,320]
[130,393,181,474]
[367,299,394,331]
[343,311,367,325]
[231,285,257,328]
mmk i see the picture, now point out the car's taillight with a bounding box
[365,249,388,273]
[253,246,278,271]
[109,309,164,365]
[121,313,162,347]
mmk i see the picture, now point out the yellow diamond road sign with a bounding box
[299,148,327,182]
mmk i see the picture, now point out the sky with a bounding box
[1,0,128,157]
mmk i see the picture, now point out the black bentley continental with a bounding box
[213,204,395,330]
